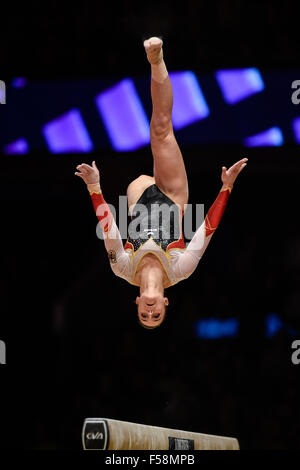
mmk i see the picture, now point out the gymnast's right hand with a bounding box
[75,160,100,185]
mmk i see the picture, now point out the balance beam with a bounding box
[82,418,239,450]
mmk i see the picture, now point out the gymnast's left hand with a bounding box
[221,157,248,188]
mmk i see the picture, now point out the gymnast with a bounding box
[75,37,248,329]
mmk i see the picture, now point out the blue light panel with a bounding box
[3,138,29,155]
[195,318,239,339]
[215,68,265,104]
[265,313,283,338]
[292,117,300,144]
[11,77,28,88]
[95,78,150,151]
[169,71,210,129]
[42,109,94,154]
[243,126,284,147]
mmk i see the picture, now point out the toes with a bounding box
[144,37,163,49]
[149,37,163,46]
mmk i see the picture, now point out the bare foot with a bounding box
[143,37,163,65]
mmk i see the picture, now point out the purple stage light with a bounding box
[243,127,283,147]
[11,77,28,88]
[169,71,210,129]
[292,117,300,144]
[215,68,265,104]
[95,78,150,151]
[42,109,94,154]
[3,138,29,155]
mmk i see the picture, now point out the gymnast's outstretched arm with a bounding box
[75,161,130,275]
[174,158,248,280]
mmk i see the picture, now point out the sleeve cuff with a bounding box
[220,186,232,193]
[87,183,102,194]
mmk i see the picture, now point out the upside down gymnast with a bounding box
[75,37,248,329]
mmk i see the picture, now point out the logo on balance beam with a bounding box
[168,436,194,450]
[82,418,109,450]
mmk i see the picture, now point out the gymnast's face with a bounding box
[136,293,169,328]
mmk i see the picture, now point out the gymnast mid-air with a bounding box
[75,37,247,329]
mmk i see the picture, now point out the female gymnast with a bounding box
[75,37,248,329]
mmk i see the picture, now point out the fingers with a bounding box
[75,161,99,184]
[229,158,248,173]
[74,172,84,179]
[221,158,247,186]
[237,162,247,174]
[235,157,248,168]
[76,162,99,173]
[76,163,93,173]
[92,160,98,171]
[234,157,248,166]
[76,165,87,176]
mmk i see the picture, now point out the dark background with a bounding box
[1,0,300,450]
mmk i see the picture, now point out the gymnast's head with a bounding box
[136,292,169,329]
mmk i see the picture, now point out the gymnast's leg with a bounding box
[145,37,189,213]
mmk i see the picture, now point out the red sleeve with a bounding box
[205,187,231,237]
[90,191,112,234]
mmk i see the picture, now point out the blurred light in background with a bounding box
[3,138,29,155]
[42,109,94,154]
[243,126,284,147]
[95,78,150,151]
[195,313,299,340]
[215,68,265,104]
[2,69,300,154]
[195,317,239,339]
[169,71,210,129]
[292,117,300,144]
[11,77,28,88]
[265,313,299,337]
[265,313,283,338]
